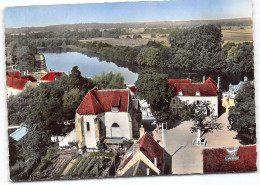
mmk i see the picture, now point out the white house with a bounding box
[169,78,219,117]
[75,88,142,150]
[6,71,37,97]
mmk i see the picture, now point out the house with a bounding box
[119,132,171,176]
[203,145,257,173]
[39,72,66,82]
[75,88,142,150]
[6,71,37,97]
[126,85,155,120]
[139,99,155,120]
[169,77,219,117]
[222,77,248,114]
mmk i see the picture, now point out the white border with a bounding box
[0,1,259,185]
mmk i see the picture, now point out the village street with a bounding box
[161,113,241,175]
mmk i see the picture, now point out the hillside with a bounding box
[5,17,252,34]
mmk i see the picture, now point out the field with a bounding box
[79,28,253,47]
[79,33,170,47]
[222,28,253,44]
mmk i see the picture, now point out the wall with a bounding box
[7,87,22,97]
[82,114,98,149]
[178,96,218,117]
[105,112,131,139]
[222,97,235,114]
[59,129,77,147]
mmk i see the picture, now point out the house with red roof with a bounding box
[169,77,219,117]
[75,88,142,150]
[203,145,257,173]
[6,71,37,97]
[39,72,66,82]
[119,132,171,176]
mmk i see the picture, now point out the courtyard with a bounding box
[159,113,241,174]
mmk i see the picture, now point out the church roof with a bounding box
[76,89,129,115]
[203,145,257,173]
[169,77,217,96]
[39,72,64,81]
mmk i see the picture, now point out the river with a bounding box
[42,49,253,90]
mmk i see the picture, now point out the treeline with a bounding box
[143,28,179,35]
[79,25,254,74]
[8,67,125,181]
[5,28,127,49]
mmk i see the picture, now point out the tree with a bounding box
[226,42,254,73]
[181,101,222,137]
[137,47,160,66]
[62,88,84,119]
[135,70,174,124]
[228,82,255,143]
[93,72,125,89]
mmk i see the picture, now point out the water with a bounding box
[43,51,139,85]
[43,50,253,91]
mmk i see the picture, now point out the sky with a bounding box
[5,0,253,28]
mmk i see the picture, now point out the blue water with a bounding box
[43,52,139,85]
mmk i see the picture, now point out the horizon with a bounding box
[6,16,252,29]
[5,0,252,28]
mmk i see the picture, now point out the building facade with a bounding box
[169,78,219,117]
[75,88,142,150]
[222,77,248,114]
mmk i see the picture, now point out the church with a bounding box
[75,88,142,150]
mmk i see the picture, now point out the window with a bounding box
[112,122,120,127]
[172,99,176,104]
[197,100,200,104]
[87,122,90,131]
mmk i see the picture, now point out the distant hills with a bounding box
[5,17,252,34]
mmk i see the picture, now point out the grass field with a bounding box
[222,28,253,44]
[79,28,253,47]
[79,33,170,47]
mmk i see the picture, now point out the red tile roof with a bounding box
[39,72,64,82]
[169,78,217,96]
[6,76,28,90]
[203,145,257,173]
[137,132,164,171]
[128,86,137,93]
[168,79,191,86]
[76,89,129,115]
[6,71,21,78]
[204,78,217,91]
[122,132,164,171]
[21,76,37,82]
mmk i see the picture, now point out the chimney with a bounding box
[139,125,145,138]
[147,168,150,176]
[154,157,158,167]
[133,143,140,156]
[217,76,220,91]
[202,76,205,83]
[244,76,248,82]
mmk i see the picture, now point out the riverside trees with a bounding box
[228,82,256,143]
